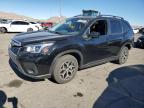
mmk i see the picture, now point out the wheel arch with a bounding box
[54,50,83,67]
[123,42,132,50]
[0,27,8,32]
[49,49,84,75]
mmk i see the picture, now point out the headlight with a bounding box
[25,42,54,54]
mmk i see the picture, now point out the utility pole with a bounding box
[59,0,62,22]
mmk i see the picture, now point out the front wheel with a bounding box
[52,55,78,84]
[114,46,129,64]
[0,27,7,33]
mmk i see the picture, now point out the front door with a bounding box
[83,20,112,64]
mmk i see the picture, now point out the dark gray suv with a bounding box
[9,14,134,83]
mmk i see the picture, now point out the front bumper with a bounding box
[8,49,51,79]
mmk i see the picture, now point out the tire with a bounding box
[52,55,78,84]
[35,26,39,30]
[113,46,129,64]
[0,27,7,33]
[27,28,33,32]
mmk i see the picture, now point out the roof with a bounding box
[73,14,124,21]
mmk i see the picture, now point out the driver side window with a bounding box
[90,20,107,36]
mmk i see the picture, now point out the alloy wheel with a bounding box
[60,61,76,80]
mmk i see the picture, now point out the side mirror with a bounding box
[89,32,100,38]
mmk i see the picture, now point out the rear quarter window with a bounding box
[110,19,122,34]
[122,21,131,32]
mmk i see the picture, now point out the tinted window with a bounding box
[11,21,29,25]
[110,20,122,34]
[11,21,20,25]
[122,21,130,32]
[90,20,107,36]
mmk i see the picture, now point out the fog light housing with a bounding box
[22,62,38,75]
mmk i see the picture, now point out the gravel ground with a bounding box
[0,33,144,108]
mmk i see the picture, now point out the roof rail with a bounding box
[98,15,124,20]
[74,15,83,17]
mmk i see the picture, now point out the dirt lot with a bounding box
[0,33,144,108]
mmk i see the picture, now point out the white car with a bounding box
[133,28,139,34]
[0,20,41,33]
[30,22,42,30]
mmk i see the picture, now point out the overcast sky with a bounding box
[0,0,144,25]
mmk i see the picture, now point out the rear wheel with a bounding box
[0,27,7,33]
[35,26,39,30]
[52,55,78,84]
[27,28,33,32]
[113,46,129,64]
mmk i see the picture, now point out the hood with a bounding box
[12,31,70,45]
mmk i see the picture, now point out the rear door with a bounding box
[10,21,29,32]
[108,19,123,56]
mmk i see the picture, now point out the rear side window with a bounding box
[122,21,131,32]
[19,21,29,25]
[110,20,122,34]
[90,20,107,36]
[11,21,29,25]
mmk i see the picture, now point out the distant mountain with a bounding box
[47,16,66,23]
[0,11,38,21]
[0,11,66,23]
[132,25,143,29]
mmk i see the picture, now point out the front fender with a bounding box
[48,48,84,75]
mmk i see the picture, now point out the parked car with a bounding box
[139,28,144,34]
[0,19,10,24]
[133,28,139,34]
[0,20,41,33]
[30,22,42,30]
[41,22,53,30]
[9,14,134,84]
[136,35,144,48]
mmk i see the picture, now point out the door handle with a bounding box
[108,41,114,44]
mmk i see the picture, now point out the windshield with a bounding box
[49,18,89,35]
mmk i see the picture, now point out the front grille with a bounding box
[11,47,20,54]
